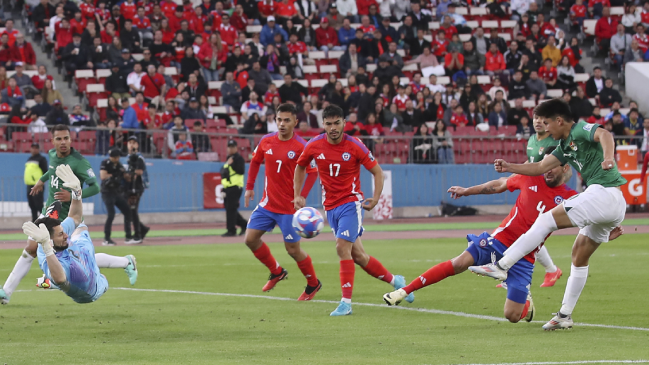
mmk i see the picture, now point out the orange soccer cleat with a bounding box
[297,280,322,301]
[262,268,288,292]
[540,267,563,287]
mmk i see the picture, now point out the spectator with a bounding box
[31,94,51,117]
[484,43,508,78]
[240,91,267,120]
[510,70,531,100]
[516,115,534,139]
[326,3,345,30]
[69,104,92,129]
[611,24,632,67]
[411,124,434,163]
[569,87,593,121]
[637,117,649,155]
[89,37,110,69]
[316,18,344,55]
[44,100,69,126]
[198,33,226,83]
[13,34,36,70]
[625,39,645,65]
[587,106,605,125]
[121,19,142,53]
[634,24,649,54]
[503,41,522,74]
[120,97,139,130]
[585,66,606,98]
[1,77,24,108]
[487,28,507,55]
[563,37,584,72]
[511,0,533,20]
[365,30,389,62]
[180,46,201,82]
[297,101,320,128]
[488,77,507,101]
[556,56,577,92]
[599,78,622,107]
[449,104,469,127]
[488,102,507,128]
[279,74,308,105]
[296,0,318,23]
[626,108,644,135]
[538,58,558,89]
[444,46,464,77]
[378,17,399,44]
[127,62,145,95]
[595,7,618,55]
[33,0,56,34]
[398,16,417,47]
[408,29,431,57]
[373,58,402,83]
[432,120,454,164]
[184,73,206,100]
[337,0,359,24]
[105,63,129,100]
[116,49,136,77]
[340,44,367,77]
[380,102,403,132]
[62,33,92,74]
[541,35,562,66]
[140,64,166,103]
[131,92,149,122]
[174,131,194,159]
[471,27,488,56]
[298,18,317,51]
[402,99,424,129]
[408,2,432,31]
[286,33,309,61]
[526,70,547,100]
[11,63,37,97]
[222,72,243,111]
[382,42,404,68]
[30,65,53,92]
[249,61,273,95]
[181,97,207,121]
[338,19,356,47]
[260,16,288,47]
[259,44,284,81]
[508,98,530,126]
[442,98,459,125]
[142,104,162,129]
[191,120,210,154]
[466,101,484,126]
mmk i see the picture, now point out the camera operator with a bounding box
[125,136,150,244]
[100,148,133,246]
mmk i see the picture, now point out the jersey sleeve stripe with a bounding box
[306,134,326,145]
[347,135,370,154]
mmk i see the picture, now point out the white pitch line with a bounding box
[450,361,649,365]
[111,287,649,332]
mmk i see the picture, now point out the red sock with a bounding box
[361,256,394,284]
[520,300,530,320]
[403,260,456,294]
[340,260,355,301]
[253,242,282,276]
[296,255,318,287]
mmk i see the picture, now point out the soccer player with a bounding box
[244,103,322,300]
[383,147,578,323]
[524,115,564,288]
[469,99,627,330]
[294,104,415,316]
[22,165,138,303]
[0,125,101,304]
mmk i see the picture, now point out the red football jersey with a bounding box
[219,24,238,46]
[432,39,448,57]
[297,134,378,210]
[538,66,557,82]
[494,174,577,263]
[570,4,586,17]
[247,132,316,215]
[133,16,151,29]
[79,3,96,19]
[258,1,278,17]
[120,2,137,20]
[392,94,409,110]
[287,41,307,54]
[359,25,376,34]
[633,33,649,52]
[138,0,155,15]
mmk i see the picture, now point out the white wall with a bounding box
[625,63,649,116]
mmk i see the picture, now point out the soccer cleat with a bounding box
[297,280,322,301]
[141,226,151,240]
[542,312,574,331]
[469,263,508,281]
[221,231,237,237]
[496,282,508,289]
[540,267,563,287]
[124,255,138,285]
[262,268,288,292]
[0,288,10,305]
[102,239,117,246]
[392,275,415,303]
[330,301,352,316]
[125,237,142,245]
[36,275,54,289]
[524,292,535,322]
[383,288,407,306]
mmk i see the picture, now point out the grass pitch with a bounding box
[0,234,648,365]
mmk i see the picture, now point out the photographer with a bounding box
[125,136,150,243]
[100,148,133,246]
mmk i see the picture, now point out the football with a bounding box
[292,207,325,239]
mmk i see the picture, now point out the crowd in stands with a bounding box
[0,0,646,164]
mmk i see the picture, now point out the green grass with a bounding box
[1,217,648,241]
[0,234,648,364]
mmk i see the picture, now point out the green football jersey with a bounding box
[527,134,559,163]
[39,147,98,219]
[551,121,627,188]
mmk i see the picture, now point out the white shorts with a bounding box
[563,184,626,244]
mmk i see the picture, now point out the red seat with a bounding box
[14,132,33,153]
[152,132,167,156]
[210,136,228,161]
[206,119,227,129]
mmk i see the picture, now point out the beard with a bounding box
[54,243,69,252]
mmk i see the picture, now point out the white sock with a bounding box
[560,264,589,316]
[535,246,557,273]
[95,253,129,268]
[3,250,35,296]
[341,298,352,304]
[500,212,558,270]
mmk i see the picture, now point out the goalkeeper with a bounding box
[23,165,137,303]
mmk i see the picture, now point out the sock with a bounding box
[520,300,530,320]
[3,250,35,296]
[560,264,589,315]
[500,212,558,270]
[253,242,282,276]
[402,260,455,294]
[296,255,318,287]
[340,259,355,303]
[535,245,558,273]
[95,253,129,268]
[361,256,394,284]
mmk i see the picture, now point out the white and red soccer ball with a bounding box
[292,207,324,239]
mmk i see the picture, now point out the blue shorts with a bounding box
[465,232,534,304]
[68,274,109,304]
[326,201,364,243]
[247,206,300,243]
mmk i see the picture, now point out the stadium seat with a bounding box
[246,25,262,33]
[547,89,563,98]
[14,132,33,153]
[319,64,339,78]
[85,84,109,108]
[74,69,95,95]
[96,69,111,85]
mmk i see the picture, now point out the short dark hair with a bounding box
[545,145,557,155]
[533,98,573,122]
[33,217,61,235]
[193,120,203,127]
[276,103,297,115]
[51,124,70,135]
[322,104,344,121]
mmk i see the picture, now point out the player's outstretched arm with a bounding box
[293,164,307,210]
[495,155,561,176]
[593,127,616,170]
[22,222,69,289]
[363,164,384,211]
[448,177,509,199]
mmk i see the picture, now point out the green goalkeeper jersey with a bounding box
[551,121,627,188]
[39,147,99,220]
[527,133,559,163]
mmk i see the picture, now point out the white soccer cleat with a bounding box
[524,292,535,322]
[542,312,574,331]
[383,288,407,306]
[468,263,508,281]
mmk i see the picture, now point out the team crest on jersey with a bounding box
[554,196,564,204]
[569,141,578,151]
[87,168,95,178]
[538,147,544,155]
[287,151,296,159]
[479,239,487,247]
[583,123,594,131]
[342,152,351,161]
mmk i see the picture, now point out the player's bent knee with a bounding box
[504,311,522,323]
[284,242,301,257]
[352,252,369,267]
